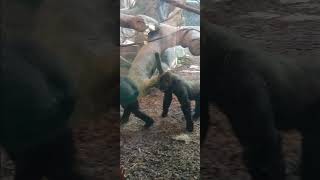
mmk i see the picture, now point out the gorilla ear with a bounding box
[155,52,164,75]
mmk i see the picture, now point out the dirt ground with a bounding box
[120,55,201,179]
[201,0,320,180]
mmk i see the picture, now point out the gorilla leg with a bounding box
[45,129,83,180]
[13,129,83,180]
[123,101,154,128]
[301,131,320,180]
[225,85,285,180]
[229,111,285,180]
[178,98,193,132]
[300,102,320,180]
[162,92,173,117]
[121,106,131,124]
[240,131,284,180]
[200,100,209,145]
[130,101,154,128]
[193,99,200,120]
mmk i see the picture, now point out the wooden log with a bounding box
[163,0,200,15]
[120,13,159,32]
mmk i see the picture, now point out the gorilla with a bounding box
[120,76,154,128]
[155,53,200,132]
[201,21,320,180]
[2,0,120,179]
[0,40,83,180]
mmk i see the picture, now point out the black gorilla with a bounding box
[155,53,200,132]
[0,40,83,180]
[158,72,200,132]
[120,76,154,128]
[201,21,320,180]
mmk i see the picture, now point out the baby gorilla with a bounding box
[155,53,200,132]
[120,76,154,128]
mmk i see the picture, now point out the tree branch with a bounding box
[163,0,200,15]
[120,13,160,32]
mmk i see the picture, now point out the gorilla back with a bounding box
[0,40,80,179]
[120,76,139,107]
[201,21,320,180]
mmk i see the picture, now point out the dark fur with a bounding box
[201,21,320,180]
[120,77,154,128]
[0,40,83,180]
[155,52,200,132]
[158,72,200,132]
